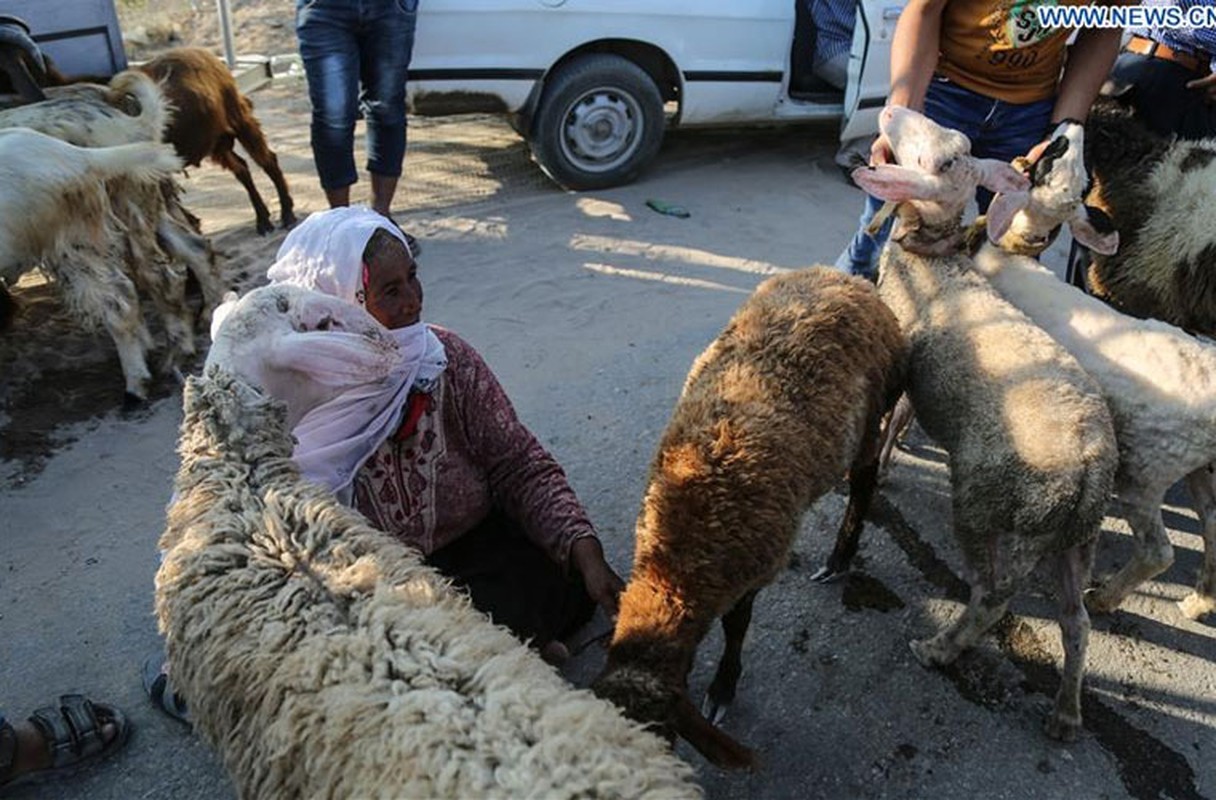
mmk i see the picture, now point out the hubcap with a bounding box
[559,86,644,174]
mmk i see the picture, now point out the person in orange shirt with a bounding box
[836,0,1128,279]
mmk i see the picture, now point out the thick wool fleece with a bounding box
[877,245,1117,569]
[1084,103,1216,334]
[601,267,906,728]
[972,242,1216,618]
[157,368,701,800]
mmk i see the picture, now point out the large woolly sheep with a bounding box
[1079,96,1216,332]
[592,266,906,769]
[971,121,1216,622]
[851,106,1119,742]
[158,284,701,799]
[0,69,222,398]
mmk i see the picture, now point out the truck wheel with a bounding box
[530,54,665,190]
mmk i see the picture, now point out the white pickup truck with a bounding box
[409,0,905,190]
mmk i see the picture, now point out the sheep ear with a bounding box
[209,293,241,341]
[1069,204,1120,256]
[975,158,1031,195]
[984,191,1030,243]
[270,331,399,387]
[851,164,943,202]
[672,694,757,770]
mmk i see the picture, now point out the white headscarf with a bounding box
[266,206,447,504]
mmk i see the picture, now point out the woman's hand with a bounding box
[571,537,624,618]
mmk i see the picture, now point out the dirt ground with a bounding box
[1,6,1214,799]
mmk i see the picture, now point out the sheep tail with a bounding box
[107,69,172,143]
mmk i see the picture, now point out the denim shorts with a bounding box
[297,0,420,188]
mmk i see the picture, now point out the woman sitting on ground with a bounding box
[147,207,624,721]
[267,206,624,664]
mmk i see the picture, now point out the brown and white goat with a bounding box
[140,48,296,235]
[592,267,906,769]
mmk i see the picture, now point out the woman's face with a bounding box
[364,235,422,330]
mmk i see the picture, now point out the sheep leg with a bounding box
[233,118,296,229]
[877,393,915,479]
[1085,494,1174,614]
[702,589,758,726]
[1180,466,1216,620]
[1046,540,1094,743]
[123,239,196,367]
[911,538,1033,667]
[58,260,153,402]
[156,217,224,322]
[211,136,274,235]
[814,399,888,582]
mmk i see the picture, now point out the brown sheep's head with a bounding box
[593,661,757,770]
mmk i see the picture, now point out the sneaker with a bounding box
[142,654,190,724]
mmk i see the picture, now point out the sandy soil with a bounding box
[1,8,1213,800]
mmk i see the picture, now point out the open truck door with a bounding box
[840,0,904,140]
[5,0,127,79]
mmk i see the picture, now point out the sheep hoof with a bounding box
[1177,592,1216,621]
[255,218,274,236]
[909,637,953,668]
[281,211,298,230]
[1082,587,1119,615]
[122,391,148,413]
[701,695,730,727]
[810,564,846,584]
[1044,712,1082,743]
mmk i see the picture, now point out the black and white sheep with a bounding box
[592,266,907,768]
[853,106,1119,742]
[972,120,1216,622]
[1080,97,1216,333]
[157,284,702,799]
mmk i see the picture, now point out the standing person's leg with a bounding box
[297,0,361,209]
[359,0,417,219]
[834,194,892,281]
[1108,53,1198,138]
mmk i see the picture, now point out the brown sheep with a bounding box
[592,266,906,769]
[139,48,296,235]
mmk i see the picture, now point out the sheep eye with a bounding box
[940,157,956,171]
[276,295,290,313]
[316,316,332,331]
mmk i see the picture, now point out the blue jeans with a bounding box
[838,77,1054,279]
[1109,52,1216,141]
[296,0,419,190]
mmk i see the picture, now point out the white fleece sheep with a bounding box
[853,107,1119,741]
[0,69,221,400]
[157,284,701,799]
[971,121,1216,622]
